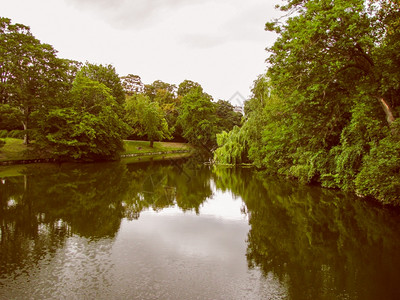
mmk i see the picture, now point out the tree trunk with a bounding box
[377,97,395,126]
[150,140,154,148]
[22,121,29,145]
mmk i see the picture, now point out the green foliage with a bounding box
[0,138,5,149]
[78,62,125,106]
[177,80,202,97]
[124,94,171,147]
[0,104,22,130]
[0,17,77,144]
[214,1,400,204]
[215,99,242,133]
[37,78,129,161]
[177,87,217,148]
[355,132,400,205]
[121,74,144,95]
[214,126,248,165]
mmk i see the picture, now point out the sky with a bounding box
[2,0,282,103]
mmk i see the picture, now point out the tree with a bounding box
[37,77,129,161]
[215,99,242,132]
[177,87,217,148]
[0,17,77,144]
[266,0,399,128]
[121,74,144,95]
[144,80,176,101]
[78,62,125,106]
[144,80,181,139]
[177,80,202,97]
[124,94,171,147]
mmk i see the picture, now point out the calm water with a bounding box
[1,158,400,299]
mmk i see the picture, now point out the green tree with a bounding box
[143,80,181,139]
[177,87,217,148]
[144,80,176,101]
[177,80,202,97]
[215,99,242,132]
[78,62,125,106]
[37,77,129,161]
[121,74,144,96]
[0,17,76,144]
[124,94,171,147]
[266,0,399,128]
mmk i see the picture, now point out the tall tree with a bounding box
[177,87,217,148]
[37,76,129,161]
[144,80,176,101]
[0,17,76,144]
[177,80,202,97]
[266,0,400,128]
[78,62,125,106]
[215,99,242,132]
[121,74,144,96]
[124,94,171,147]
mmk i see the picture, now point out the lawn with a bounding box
[122,140,191,155]
[0,138,191,162]
[0,138,37,161]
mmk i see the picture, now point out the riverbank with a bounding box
[0,138,192,165]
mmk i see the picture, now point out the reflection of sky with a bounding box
[145,180,248,221]
[0,181,287,299]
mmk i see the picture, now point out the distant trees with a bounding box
[215,100,242,132]
[121,74,144,95]
[124,94,170,147]
[177,87,218,148]
[0,17,243,161]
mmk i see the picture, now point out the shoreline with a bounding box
[0,149,192,166]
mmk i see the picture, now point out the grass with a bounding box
[0,138,37,161]
[0,138,192,162]
[122,140,192,155]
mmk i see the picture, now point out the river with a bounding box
[1,158,400,299]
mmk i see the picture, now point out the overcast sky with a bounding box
[3,0,282,103]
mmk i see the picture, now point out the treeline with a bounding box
[215,0,400,205]
[0,17,242,160]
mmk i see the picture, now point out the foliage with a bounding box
[0,104,22,130]
[214,126,248,165]
[214,1,400,204]
[124,94,171,147]
[37,78,129,161]
[177,80,202,97]
[0,138,5,148]
[77,62,125,106]
[215,99,242,133]
[177,87,217,149]
[0,17,77,144]
[121,74,144,95]
[355,131,400,205]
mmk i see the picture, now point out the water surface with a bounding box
[1,159,400,299]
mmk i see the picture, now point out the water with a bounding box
[1,158,400,299]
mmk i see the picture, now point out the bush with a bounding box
[8,130,25,139]
[0,139,5,149]
[0,130,8,138]
[355,134,400,205]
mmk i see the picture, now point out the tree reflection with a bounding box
[213,167,400,300]
[123,158,213,218]
[0,159,214,279]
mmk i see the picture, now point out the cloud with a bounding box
[180,33,227,48]
[63,0,212,29]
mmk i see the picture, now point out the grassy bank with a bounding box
[123,140,191,155]
[0,138,192,163]
[0,138,37,162]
